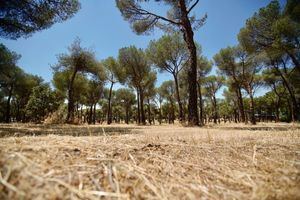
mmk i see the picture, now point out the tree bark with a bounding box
[107,82,114,125]
[273,64,299,121]
[93,103,96,124]
[140,88,146,125]
[212,96,217,124]
[88,104,93,124]
[179,0,199,126]
[147,98,152,125]
[173,73,184,122]
[248,88,256,125]
[197,82,204,125]
[137,89,140,124]
[67,70,77,123]
[236,87,246,123]
[286,50,300,74]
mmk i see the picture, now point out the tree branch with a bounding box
[133,5,181,25]
[187,0,199,14]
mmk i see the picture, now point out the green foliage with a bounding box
[53,38,98,74]
[238,0,300,67]
[102,57,123,83]
[116,0,206,35]
[146,33,188,74]
[159,80,175,102]
[0,0,80,39]
[26,84,62,122]
[118,46,153,89]
[203,75,224,98]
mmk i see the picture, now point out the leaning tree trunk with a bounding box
[67,70,77,123]
[173,73,184,122]
[107,82,114,125]
[5,86,13,123]
[179,0,199,126]
[286,50,300,74]
[274,65,299,121]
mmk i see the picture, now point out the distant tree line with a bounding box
[0,0,299,124]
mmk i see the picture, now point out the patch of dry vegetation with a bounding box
[0,123,299,199]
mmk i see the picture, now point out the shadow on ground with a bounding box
[0,124,139,137]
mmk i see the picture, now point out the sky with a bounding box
[0,0,281,97]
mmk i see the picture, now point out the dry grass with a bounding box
[0,123,299,199]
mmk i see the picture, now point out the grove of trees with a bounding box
[0,0,299,125]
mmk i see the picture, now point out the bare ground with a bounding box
[0,123,299,199]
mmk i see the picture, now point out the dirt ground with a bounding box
[0,123,299,199]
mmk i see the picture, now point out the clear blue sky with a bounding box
[0,0,281,96]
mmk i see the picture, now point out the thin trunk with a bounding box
[125,106,129,124]
[80,106,83,121]
[170,99,175,124]
[274,65,299,121]
[275,97,281,122]
[137,89,140,124]
[212,96,217,124]
[147,98,151,125]
[5,86,13,123]
[88,104,93,124]
[93,103,96,124]
[236,87,246,123]
[249,89,256,125]
[140,88,146,125]
[197,82,204,125]
[286,50,300,74]
[159,102,162,125]
[179,0,199,126]
[67,70,77,123]
[107,82,114,125]
[173,73,184,122]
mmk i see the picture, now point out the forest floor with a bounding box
[0,123,299,199]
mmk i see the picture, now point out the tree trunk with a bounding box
[93,103,96,124]
[212,96,217,124]
[140,88,146,125]
[107,82,114,125]
[275,98,280,122]
[125,106,129,124]
[179,0,199,126]
[248,89,256,125]
[286,50,300,74]
[137,89,140,124]
[67,70,77,123]
[197,82,204,125]
[173,73,184,122]
[88,104,93,124]
[273,64,299,121]
[147,98,152,125]
[5,86,13,123]
[159,102,162,125]
[236,87,246,123]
